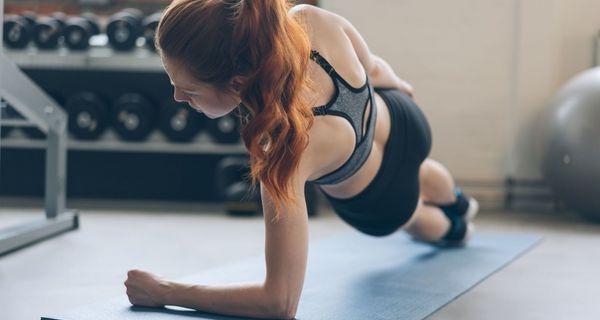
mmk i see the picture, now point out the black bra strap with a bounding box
[313,105,328,116]
[310,50,336,76]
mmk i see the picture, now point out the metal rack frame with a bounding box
[0,1,78,256]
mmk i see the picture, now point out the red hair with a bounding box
[157,0,315,213]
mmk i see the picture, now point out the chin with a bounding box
[193,104,237,119]
[202,111,228,119]
[203,113,219,119]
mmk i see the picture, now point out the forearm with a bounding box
[163,281,291,319]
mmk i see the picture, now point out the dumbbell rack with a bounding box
[5,44,161,71]
[1,37,250,203]
[0,0,79,256]
[1,46,247,155]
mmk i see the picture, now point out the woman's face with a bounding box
[161,57,241,119]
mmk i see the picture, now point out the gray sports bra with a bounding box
[309,50,377,185]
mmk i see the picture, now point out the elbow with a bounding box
[367,55,382,78]
[367,62,380,81]
[280,302,299,320]
[269,297,298,320]
[368,62,388,88]
[264,289,299,319]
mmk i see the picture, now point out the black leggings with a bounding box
[323,89,432,236]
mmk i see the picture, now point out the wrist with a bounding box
[161,280,183,306]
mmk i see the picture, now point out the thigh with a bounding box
[325,162,421,237]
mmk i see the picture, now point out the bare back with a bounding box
[292,5,392,199]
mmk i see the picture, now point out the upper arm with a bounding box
[336,14,378,76]
[259,123,325,312]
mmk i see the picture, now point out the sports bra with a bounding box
[308,50,377,185]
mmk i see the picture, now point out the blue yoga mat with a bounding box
[42,232,541,320]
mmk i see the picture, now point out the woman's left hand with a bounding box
[398,79,415,99]
[124,269,172,307]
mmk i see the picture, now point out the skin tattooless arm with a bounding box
[160,180,310,320]
[368,54,413,94]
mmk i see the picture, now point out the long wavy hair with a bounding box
[156,0,315,213]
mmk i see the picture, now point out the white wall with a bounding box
[321,0,600,186]
[510,0,562,179]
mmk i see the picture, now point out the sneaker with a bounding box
[411,219,475,248]
[464,196,479,222]
[433,187,479,222]
[441,222,475,247]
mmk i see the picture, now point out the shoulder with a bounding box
[288,4,350,31]
[288,5,368,78]
[288,4,324,19]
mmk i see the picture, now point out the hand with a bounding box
[124,269,171,307]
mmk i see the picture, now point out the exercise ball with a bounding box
[540,67,600,221]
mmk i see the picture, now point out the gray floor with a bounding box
[1,199,599,320]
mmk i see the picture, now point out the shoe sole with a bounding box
[464,197,479,222]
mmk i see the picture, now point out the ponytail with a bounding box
[157,0,315,214]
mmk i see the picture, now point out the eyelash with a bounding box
[183,91,197,98]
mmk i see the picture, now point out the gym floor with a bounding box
[1,199,599,320]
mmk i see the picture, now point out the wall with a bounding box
[320,0,600,197]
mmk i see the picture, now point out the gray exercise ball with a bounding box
[540,67,600,221]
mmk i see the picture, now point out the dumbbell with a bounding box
[106,8,144,51]
[81,13,101,36]
[66,92,109,140]
[159,99,206,142]
[111,93,157,141]
[3,14,34,49]
[142,11,161,52]
[20,11,37,27]
[216,156,261,216]
[51,12,68,29]
[21,92,64,139]
[215,156,320,216]
[32,13,67,50]
[207,113,241,144]
[63,13,100,51]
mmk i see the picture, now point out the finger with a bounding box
[124,278,134,287]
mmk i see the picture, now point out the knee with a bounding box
[418,159,434,187]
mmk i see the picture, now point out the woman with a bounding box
[124,1,479,318]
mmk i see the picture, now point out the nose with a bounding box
[173,88,188,103]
